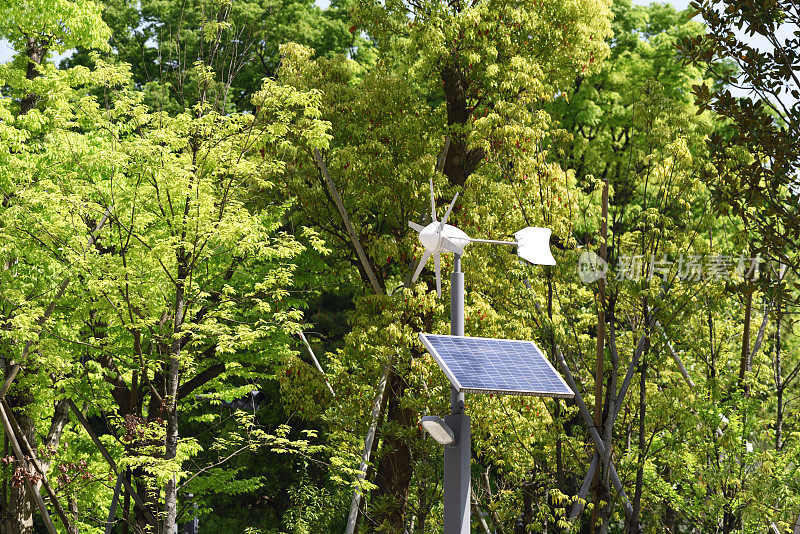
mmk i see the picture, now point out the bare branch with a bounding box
[313,148,383,295]
[66,399,158,528]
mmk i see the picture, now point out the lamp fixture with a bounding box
[421,416,455,446]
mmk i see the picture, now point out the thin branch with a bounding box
[569,453,599,523]
[656,320,696,388]
[1,399,73,532]
[345,361,392,534]
[555,347,635,522]
[177,445,249,492]
[313,148,383,295]
[65,399,158,528]
[0,402,58,534]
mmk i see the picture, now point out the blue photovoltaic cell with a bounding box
[419,334,574,398]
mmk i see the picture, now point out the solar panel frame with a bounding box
[419,333,574,398]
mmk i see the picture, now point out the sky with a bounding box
[641,0,689,8]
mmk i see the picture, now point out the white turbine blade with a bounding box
[408,221,425,233]
[412,249,432,282]
[429,177,437,222]
[434,252,441,297]
[441,236,463,255]
[440,192,459,226]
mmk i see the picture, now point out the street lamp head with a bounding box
[515,227,556,266]
[421,416,455,446]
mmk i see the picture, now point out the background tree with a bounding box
[64,0,362,112]
[680,0,800,281]
[276,0,614,527]
[540,1,800,531]
[0,41,332,534]
[0,0,111,529]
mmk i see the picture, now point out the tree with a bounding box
[541,2,713,530]
[2,0,799,530]
[0,43,332,534]
[0,0,110,113]
[63,0,361,112]
[278,0,613,523]
[678,5,800,528]
[680,0,800,280]
[542,2,799,531]
[0,0,111,529]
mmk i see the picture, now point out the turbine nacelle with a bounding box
[415,222,470,256]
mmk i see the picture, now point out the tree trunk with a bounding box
[600,315,618,533]
[21,36,47,114]
[353,380,389,533]
[591,175,609,533]
[68,496,78,525]
[371,368,416,531]
[707,305,716,382]
[122,470,131,534]
[628,347,647,534]
[1,391,36,533]
[440,64,483,187]
[774,304,783,450]
[663,465,677,533]
[38,399,71,480]
[738,288,753,391]
[1,33,50,528]
[2,433,6,515]
[519,479,534,531]
[162,270,185,534]
[134,475,156,533]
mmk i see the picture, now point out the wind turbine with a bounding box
[408,180,559,534]
[409,179,556,297]
[408,179,470,296]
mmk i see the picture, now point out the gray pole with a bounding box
[444,254,470,533]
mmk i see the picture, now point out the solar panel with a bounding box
[419,334,574,398]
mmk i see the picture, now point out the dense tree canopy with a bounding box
[0,0,798,532]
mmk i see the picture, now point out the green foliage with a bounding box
[680,0,800,282]
[1,0,799,531]
[64,0,362,111]
[0,0,110,54]
[0,23,334,529]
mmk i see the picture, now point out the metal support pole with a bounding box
[444,413,470,534]
[450,255,465,415]
[444,254,470,533]
[451,255,464,335]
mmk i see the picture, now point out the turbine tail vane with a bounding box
[515,227,556,266]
